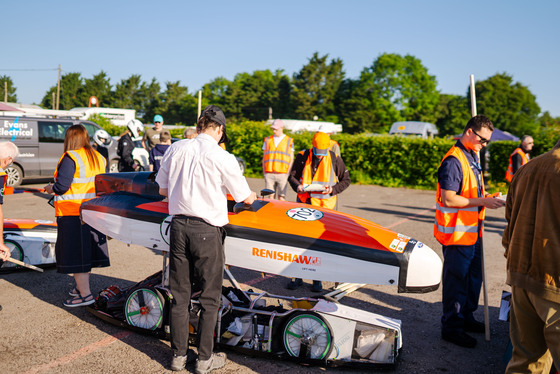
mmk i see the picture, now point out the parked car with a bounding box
[0,115,118,187]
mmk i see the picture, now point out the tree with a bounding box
[41,72,83,110]
[0,75,17,102]
[224,70,290,121]
[292,52,345,121]
[471,73,540,136]
[113,74,144,109]
[156,81,197,125]
[338,53,439,133]
[81,71,112,107]
[201,76,231,110]
[435,94,471,137]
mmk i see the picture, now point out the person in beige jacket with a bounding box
[503,140,560,374]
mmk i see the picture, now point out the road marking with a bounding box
[385,206,435,229]
[22,330,132,374]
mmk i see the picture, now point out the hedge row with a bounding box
[227,121,455,189]
[97,117,558,191]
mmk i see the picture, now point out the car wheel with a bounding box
[5,164,23,187]
[109,159,119,173]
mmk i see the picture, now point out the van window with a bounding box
[38,121,71,143]
[81,123,99,142]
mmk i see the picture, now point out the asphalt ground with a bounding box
[0,177,511,373]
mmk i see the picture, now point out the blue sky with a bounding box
[2,0,559,117]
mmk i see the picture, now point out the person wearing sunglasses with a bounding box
[434,115,505,348]
[505,135,534,182]
[142,114,165,151]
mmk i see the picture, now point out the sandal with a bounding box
[69,288,79,297]
[64,293,95,308]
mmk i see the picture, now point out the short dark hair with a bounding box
[463,115,494,134]
[520,135,532,143]
[197,114,222,133]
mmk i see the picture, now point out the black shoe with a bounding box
[464,320,486,333]
[0,305,2,312]
[311,280,323,292]
[442,331,477,348]
[287,278,303,290]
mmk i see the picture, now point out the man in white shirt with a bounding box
[156,105,256,373]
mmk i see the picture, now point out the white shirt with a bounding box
[156,133,251,227]
[262,134,293,150]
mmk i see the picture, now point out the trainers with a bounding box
[286,278,303,290]
[442,331,477,348]
[311,280,323,292]
[195,352,227,374]
[464,319,485,333]
[170,349,197,371]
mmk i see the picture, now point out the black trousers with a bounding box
[169,216,225,360]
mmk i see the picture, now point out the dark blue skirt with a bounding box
[55,216,110,274]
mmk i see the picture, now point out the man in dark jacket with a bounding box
[286,131,350,292]
[503,140,560,373]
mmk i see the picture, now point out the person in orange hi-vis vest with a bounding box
[262,119,294,201]
[44,124,109,308]
[434,115,505,349]
[505,135,534,182]
[0,141,19,313]
[286,131,350,293]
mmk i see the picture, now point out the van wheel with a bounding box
[5,164,23,187]
[109,159,119,173]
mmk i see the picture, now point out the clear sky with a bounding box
[2,0,559,117]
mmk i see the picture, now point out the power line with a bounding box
[0,68,58,72]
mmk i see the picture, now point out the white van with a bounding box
[389,121,439,139]
[70,107,136,127]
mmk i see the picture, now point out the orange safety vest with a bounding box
[263,135,293,173]
[297,150,338,209]
[434,146,485,246]
[505,147,529,182]
[329,139,340,156]
[54,148,106,217]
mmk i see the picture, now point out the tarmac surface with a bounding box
[0,177,511,373]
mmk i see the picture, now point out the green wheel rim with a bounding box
[1,240,24,268]
[283,313,332,359]
[125,288,164,330]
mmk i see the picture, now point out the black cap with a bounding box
[199,105,226,127]
[199,105,228,144]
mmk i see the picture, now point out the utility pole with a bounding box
[4,81,7,102]
[52,92,56,110]
[56,64,61,110]
[197,90,202,120]
[268,107,272,119]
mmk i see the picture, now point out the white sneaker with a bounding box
[195,352,226,374]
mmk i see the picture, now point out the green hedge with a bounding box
[488,127,560,184]
[227,122,455,188]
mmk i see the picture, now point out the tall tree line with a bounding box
[2,52,558,136]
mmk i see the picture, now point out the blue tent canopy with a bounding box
[490,128,519,142]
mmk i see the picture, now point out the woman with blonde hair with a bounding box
[44,124,110,307]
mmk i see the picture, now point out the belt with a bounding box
[174,215,207,223]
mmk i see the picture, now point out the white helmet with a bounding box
[93,129,111,147]
[127,119,144,139]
